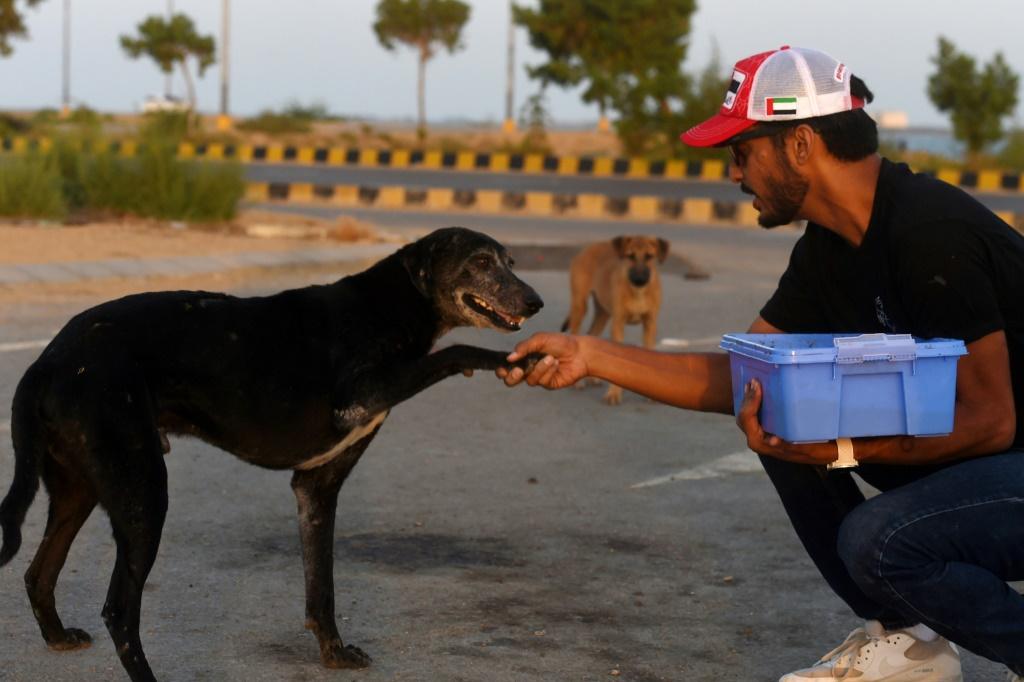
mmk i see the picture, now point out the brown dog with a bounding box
[562,235,669,405]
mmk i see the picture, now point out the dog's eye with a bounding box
[474,256,492,269]
[508,257,515,268]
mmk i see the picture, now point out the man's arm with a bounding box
[499,316,782,415]
[737,330,1017,465]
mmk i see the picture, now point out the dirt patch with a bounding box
[0,211,396,308]
[0,211,391,266]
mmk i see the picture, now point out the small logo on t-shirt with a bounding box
[875,296,896,332]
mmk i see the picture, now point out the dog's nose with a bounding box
[524,291,544,314]
[629,268,650,287]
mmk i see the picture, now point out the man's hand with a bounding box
[497,333,590,389]
[737,379,842,465]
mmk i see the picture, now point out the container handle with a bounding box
[834,333,917,364]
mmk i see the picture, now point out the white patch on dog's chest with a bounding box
[294,411,389,471]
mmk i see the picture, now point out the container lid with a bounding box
[719,333,967,365]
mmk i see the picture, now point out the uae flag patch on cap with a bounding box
[766,96,798,116]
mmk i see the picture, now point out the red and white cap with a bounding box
[681,46,865,147]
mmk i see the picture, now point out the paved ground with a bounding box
[0,219,1015,681]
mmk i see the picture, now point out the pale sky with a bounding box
[2,0,1023,129]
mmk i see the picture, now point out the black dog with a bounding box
[0,227,543,681]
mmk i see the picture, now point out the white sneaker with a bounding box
[779,620,962,681]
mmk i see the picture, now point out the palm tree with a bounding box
[373,0,471,140]
[120,12,216,111]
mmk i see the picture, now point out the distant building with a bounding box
[876,110,909,130]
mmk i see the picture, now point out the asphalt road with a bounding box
[244,163,1024,213]
[0,218,1014,681]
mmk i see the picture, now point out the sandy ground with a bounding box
[0,211,388,266]
[0,211,393,308]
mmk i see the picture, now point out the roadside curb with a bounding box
[245,182,766,227]
[4,138,1023,193]
[244,181,1024,232]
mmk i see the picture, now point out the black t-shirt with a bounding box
[761,158,1024,446]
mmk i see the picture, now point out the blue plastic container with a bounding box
[719,333,967,443]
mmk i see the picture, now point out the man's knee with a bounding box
[837,501,894,594]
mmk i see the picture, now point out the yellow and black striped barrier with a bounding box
[243,181,1024,233]
[3,136,1023,193]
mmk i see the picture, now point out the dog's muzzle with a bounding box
[523,290,544,315]
[628,267,650,287]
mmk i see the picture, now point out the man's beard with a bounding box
[744,153,809,229]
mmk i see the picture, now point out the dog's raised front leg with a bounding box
[333,345,540,431]
[290,432,378,670]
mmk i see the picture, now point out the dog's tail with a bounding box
[0,373,45,567]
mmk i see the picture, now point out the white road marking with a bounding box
[630,451,762,488]
[659,335,724,348]
[0,339,50,353]
[0,420,10,432]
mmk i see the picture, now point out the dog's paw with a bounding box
[46,627,92,651]
[603,387,623,406]
[320,639,372,669]
[506,351,545,375]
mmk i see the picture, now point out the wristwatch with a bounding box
[828,438,858,470]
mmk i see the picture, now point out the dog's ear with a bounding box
[400,242,432,298]
[656,238,670,263]
[611,236,629,258]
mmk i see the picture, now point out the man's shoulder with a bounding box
[880,159,994,227]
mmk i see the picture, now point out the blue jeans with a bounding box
[760,450,1024,674]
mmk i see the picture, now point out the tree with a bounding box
[373,0,470,140]
[120,13,216,112]
[513,0,706,156]
[0,0,44,56]
[927,36,1019,163]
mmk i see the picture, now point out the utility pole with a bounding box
[217,0,231,129]
[165,0,174,99]
[61,0,70,117]
[502,0,515,133]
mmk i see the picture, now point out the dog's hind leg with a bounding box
[98,452,167,682]
[24,455,97,651]
[585,297,610,337]
[290,432,379,669]
[83,388,168,682]
[564,259,594,333]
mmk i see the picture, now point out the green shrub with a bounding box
[237,111,311,135]
[0,112,31,137]
[68,105,103,127]
[282,101,337,121]
[0,133,245,222]
[141,111,192,142]
[0,154,66,219]
[997,129,1024,171]
[123,140,244,221]
[235,100,340,135]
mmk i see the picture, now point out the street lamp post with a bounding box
[61,0,70,117]
[217,0,231,129]
[502,0,515,134]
